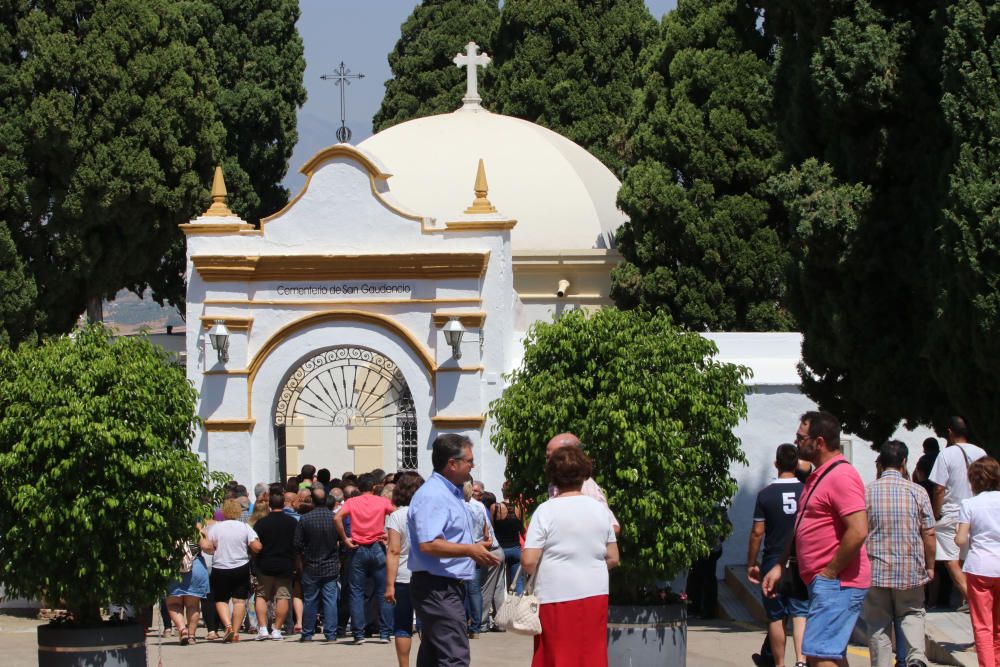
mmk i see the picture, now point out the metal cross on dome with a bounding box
[453,41,491,109]
[321,61,365,143]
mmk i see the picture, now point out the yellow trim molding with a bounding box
[203,368,250,376]
[246,310,436,420]
[204,419,256,432]
[432,415,486,429]
[203,298,482,307]
[179,222,255,235]
[200,316,252,332]
[191,253,489,282]
[437,219,517,232]
[435,365,484,373]
[431,311,486,328]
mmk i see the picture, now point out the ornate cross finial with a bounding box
[321,62,365,143]
[453,41,490,110]
[465,159,497,214]
[203,166,234,217]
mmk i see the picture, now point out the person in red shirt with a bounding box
[335,472,396,644]
[763,411,870,667]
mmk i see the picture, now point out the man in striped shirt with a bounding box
[863,440,936,667]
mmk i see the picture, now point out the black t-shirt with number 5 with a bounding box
[753,478,805,567]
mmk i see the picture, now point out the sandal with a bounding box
[222,626,235,643]
[179,628,190,646]
[205,631,219,641]
[293,624,302,635]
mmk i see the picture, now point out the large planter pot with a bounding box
[608,603,686,667]
[38,622,146,667]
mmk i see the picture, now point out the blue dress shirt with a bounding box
[407,472,475,580]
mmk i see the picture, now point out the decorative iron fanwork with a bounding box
[275,346,413,428]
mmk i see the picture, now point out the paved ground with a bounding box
[0,611,882,666]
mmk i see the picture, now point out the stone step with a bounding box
[722,564,769,625]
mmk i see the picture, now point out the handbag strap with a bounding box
[790,459,848,547]
[507,560,540,596]
[957,444,973,469]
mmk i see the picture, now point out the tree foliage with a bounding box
[765,0,1000,447]
[488,308,749,601]
[929,0,1000,450]
[374,0,499,132]
[612,0,792,331]
[0,221,36,346]
[0,325,208,622]
[194,0,306,225]
[0,0,306,332]
[485,0,656,174]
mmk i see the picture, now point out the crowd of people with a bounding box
[159,431,621,667]
[748,413,1000,667]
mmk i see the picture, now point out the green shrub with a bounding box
[489,308,749,603]
[0,325,208,623]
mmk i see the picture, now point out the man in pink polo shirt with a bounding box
[334,473,396,644]
[763,411,870,667]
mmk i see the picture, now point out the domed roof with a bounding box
[358,107,627,251]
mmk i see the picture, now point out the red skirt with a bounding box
[532,595,609,667]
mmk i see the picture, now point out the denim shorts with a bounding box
[393,582,415,638]
[802,575,868,659]
[761,590,810,621]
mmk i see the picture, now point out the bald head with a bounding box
[546,433,581,460]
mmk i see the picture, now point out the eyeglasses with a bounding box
[795,433,812,444]
[451,455,475,468]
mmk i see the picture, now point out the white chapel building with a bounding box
[181,43,932,565]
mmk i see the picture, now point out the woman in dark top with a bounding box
[493,500,525,594]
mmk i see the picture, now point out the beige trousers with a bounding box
[863,585,927,667]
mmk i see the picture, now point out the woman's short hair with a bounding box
[392,471,425,507]
[546,446,593,491]
[968,456,1000,494]
[221,498,243,520]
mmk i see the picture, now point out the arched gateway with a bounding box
[274,346,418,478]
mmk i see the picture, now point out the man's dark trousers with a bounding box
[411,571,470,667]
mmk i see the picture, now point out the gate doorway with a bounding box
[273,346,418,479]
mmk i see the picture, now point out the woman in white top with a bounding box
[384,471,425,667]
[956,456,1000,667]
[200,498,262,643]
[522,446,619,667]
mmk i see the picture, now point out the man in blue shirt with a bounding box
[408,434,500,666]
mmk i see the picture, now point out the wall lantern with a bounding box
[442,317,466,360]
[208,320,230,364]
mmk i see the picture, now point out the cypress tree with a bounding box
[611,0,792,331]
[0,221,36,346]
[486,0,656,174]
[373,0,500,133]
[928,0,1000,447]
[768,0,954,443]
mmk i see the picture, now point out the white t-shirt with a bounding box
[524,495,616,604]
[207,520,259,569]
[467,498,498,548]
[386,507,413,584]
[959,491,1000,577]
[928,444,987,517]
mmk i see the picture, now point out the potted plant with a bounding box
[0,325,210,666]
[490,308,749,666]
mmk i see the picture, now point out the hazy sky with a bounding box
[285,0,678,191]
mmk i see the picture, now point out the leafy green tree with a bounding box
[612,0,792,331]
[928,0,1000,449]
[485,0,656,174]
[0,325,208,623]
[0,221,36,346]
[373,0,499,132]
[767,0,954,443]
[0,0,225,333]
[489,308,749,601]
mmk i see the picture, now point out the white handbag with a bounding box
[495,564,542,636]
